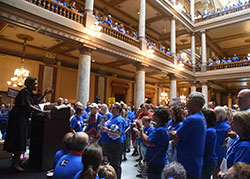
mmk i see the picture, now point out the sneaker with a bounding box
[136,174,146,178]
[122,157,127,161]
[136,157,142,162]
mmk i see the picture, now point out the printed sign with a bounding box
[7,88,19,98]
[108,97,116,106]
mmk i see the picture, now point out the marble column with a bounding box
[168,73,177,102]
[136,66,145,108]
[190,0,195,22]
[201,31,207,72]
[77,47,91,107]
[84,0,95,28]
[42,65,54,102]
[191,83,196,93]
[191,33,196,71]
[97,75,105,103]
[202,82,208,107]
[171,18,177,64]
[139,0,146,51]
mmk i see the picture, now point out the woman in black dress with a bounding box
[3,77,53,171]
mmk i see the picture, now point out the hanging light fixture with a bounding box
[7,34,33,88]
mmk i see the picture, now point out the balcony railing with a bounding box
[195,60,250,72]
[26,0,84,24]
[99,24,140,48]
[154,49,173,63]
[195,3,250,23]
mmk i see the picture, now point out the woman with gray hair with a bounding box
[213,106,231,178]
[161,161,187,179]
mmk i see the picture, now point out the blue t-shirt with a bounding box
[167,119,183,132]
[142,125,154,147]
[227,140,250,168]
[176,112,206,177]
[215,120,231,160]
[204,127,218,165]
[54,149,70,167]
[70,116,85,132]
[53,152,83,179]
[101,114,125,145]
[81,111,88,120]
[145,124,169,166]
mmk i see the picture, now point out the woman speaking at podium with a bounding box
[3,77,53,172]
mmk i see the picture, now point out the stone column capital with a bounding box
[79,47,92,55]
[133,63,146,71]
[200,30,206,33]
[168,73,176,80]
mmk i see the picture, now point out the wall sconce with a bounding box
[180,95,186,104]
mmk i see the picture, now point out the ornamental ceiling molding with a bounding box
[196,72,250,82]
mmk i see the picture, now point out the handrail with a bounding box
[195,3,250,23]
[99,23,140,48]
[26,0,84,24]
[184,63,193,71]
[154,48,173,63]
[206,60,250,70]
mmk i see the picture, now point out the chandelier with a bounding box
[7,34,33,88]
[159,92,169,105]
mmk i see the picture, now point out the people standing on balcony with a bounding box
[232,54,239,62]
[118,24,125,34]
[227,57,232,63]
[159,46,166,53]
[94,10,99,21]
[132,31,138,40]
[68,1,77,12]
[107,15,112,24]
[167,48,172,56]
[112,22,119,31]
[101,16,111,27]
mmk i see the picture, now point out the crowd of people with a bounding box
[196,0,250,21]
[1,76,250,179]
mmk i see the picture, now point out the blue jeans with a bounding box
[147,162,164,179]
[201,162,217,179]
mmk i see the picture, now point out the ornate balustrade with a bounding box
[154,49,173,63]
[99,23,140,48]
[195,61,250,72]
[26,0,84,23]
[195,3,250,23]
[184,63,193,71]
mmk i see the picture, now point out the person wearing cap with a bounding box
[3,77,53,172]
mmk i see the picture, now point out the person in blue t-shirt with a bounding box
[101,102,125,179]
[136,107,170,179]
[54,132,89,179]
[172,92,206,179]
[167,105,184,163]
[232,54,239,62]
[227,57,232,63]
[73,144,103,179]
[222,57,227,64]
[70,106,86,133]
[107,15,112,24]
[213,106,231,178]
[0,103,9,140]
[101,16,111,27]
[54,132,74,167]
[112,22,119,31]
[201,108,218,179]
[227,111,250,168]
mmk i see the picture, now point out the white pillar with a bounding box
[190,0,195,22]
[84,0,95,28]
[191,85,196,93]
[136,66,145,108]
[77,48,91,107]
[139,0,146,50]
[171,18,176,64]
[85,0,94,12]
[201,31,207,71]
[191,33,196,67]
[202,83,208,107]
[168,74,177,102]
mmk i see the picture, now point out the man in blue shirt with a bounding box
[53,132,89,179]
[172,92,206,179]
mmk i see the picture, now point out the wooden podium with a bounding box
[29,106,70,171]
